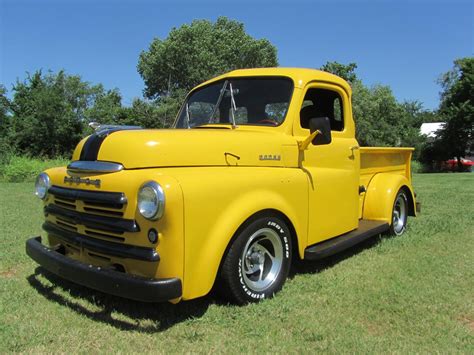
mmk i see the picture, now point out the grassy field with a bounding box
[1,173,473,353]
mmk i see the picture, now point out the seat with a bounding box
[299,101,343,131]
[300,105,319,129]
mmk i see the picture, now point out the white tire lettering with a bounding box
[268,221,284,233]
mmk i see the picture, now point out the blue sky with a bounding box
[1,0,472,110]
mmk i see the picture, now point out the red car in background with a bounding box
[443,158,474,172]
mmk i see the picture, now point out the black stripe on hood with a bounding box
[79,128,122,161]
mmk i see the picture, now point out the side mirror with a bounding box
[309,117,332,145]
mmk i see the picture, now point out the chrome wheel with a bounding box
[392,193,407,235]
[241,228,283,292]
[220,216,291,304]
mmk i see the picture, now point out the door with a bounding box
[293,83,360,246]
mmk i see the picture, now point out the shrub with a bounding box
[411,160,424,174]
[1,156,69,182]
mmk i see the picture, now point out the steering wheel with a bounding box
[257,119,279,126]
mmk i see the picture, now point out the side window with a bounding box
[299,88,344,131]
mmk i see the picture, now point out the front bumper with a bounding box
[26,236,182,302]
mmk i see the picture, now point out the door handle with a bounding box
[349,146,359,160]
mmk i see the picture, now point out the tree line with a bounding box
[0,17,472,169]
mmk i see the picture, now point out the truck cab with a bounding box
[26,68,418,304]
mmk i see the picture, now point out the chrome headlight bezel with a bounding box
[137,181,165,220]
[35,173,51,200]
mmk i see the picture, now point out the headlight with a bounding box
[137,181,165,220]
[35,173,51,199]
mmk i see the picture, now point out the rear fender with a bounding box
[363,173,416,223]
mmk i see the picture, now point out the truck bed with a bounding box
[359,147,414,217]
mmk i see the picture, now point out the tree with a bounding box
[9,71,86,157]
[0,85,9,119]
[0,85,10,134]
[0,85,13,164]
[138,17,278,99]
[84,87,126,126]
[437,58,474,166]
[8,70,126,158]
[320,61,358,84]
[128,91,184,128]
[118,94,182,129]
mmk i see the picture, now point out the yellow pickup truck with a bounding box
[26,68,419,304]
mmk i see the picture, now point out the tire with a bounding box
[388,189,409,236]
[219,216,292,304]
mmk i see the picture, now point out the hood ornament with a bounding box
[88,121,142,135]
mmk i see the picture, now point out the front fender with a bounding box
[363,173,416,223]
[173,167,308,300]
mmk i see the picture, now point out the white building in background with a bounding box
[420,122,445,138]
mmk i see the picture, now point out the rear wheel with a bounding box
[219,216,292,304]
[389,189,408,236]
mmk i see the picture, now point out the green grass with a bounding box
[1,174,473,353]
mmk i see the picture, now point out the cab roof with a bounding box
[195,67,352,95]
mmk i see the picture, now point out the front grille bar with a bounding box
[45,204,139,233]
[49,185,127,205]
[43,222,158,262]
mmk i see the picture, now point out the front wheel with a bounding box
[219,216,292,304]
[389,189,409,236]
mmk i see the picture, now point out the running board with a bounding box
[304,220,389,260]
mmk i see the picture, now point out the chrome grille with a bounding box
[49,185,126,218]
[46,185,137,243]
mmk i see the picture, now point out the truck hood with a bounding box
[75,128,298,169]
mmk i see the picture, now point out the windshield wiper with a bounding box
[229,82,237,129]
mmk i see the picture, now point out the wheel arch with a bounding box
[216,208,300,272]
[182,197,305,300]
[362,173,416,224]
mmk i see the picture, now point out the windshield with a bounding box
[175,77,293,128]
